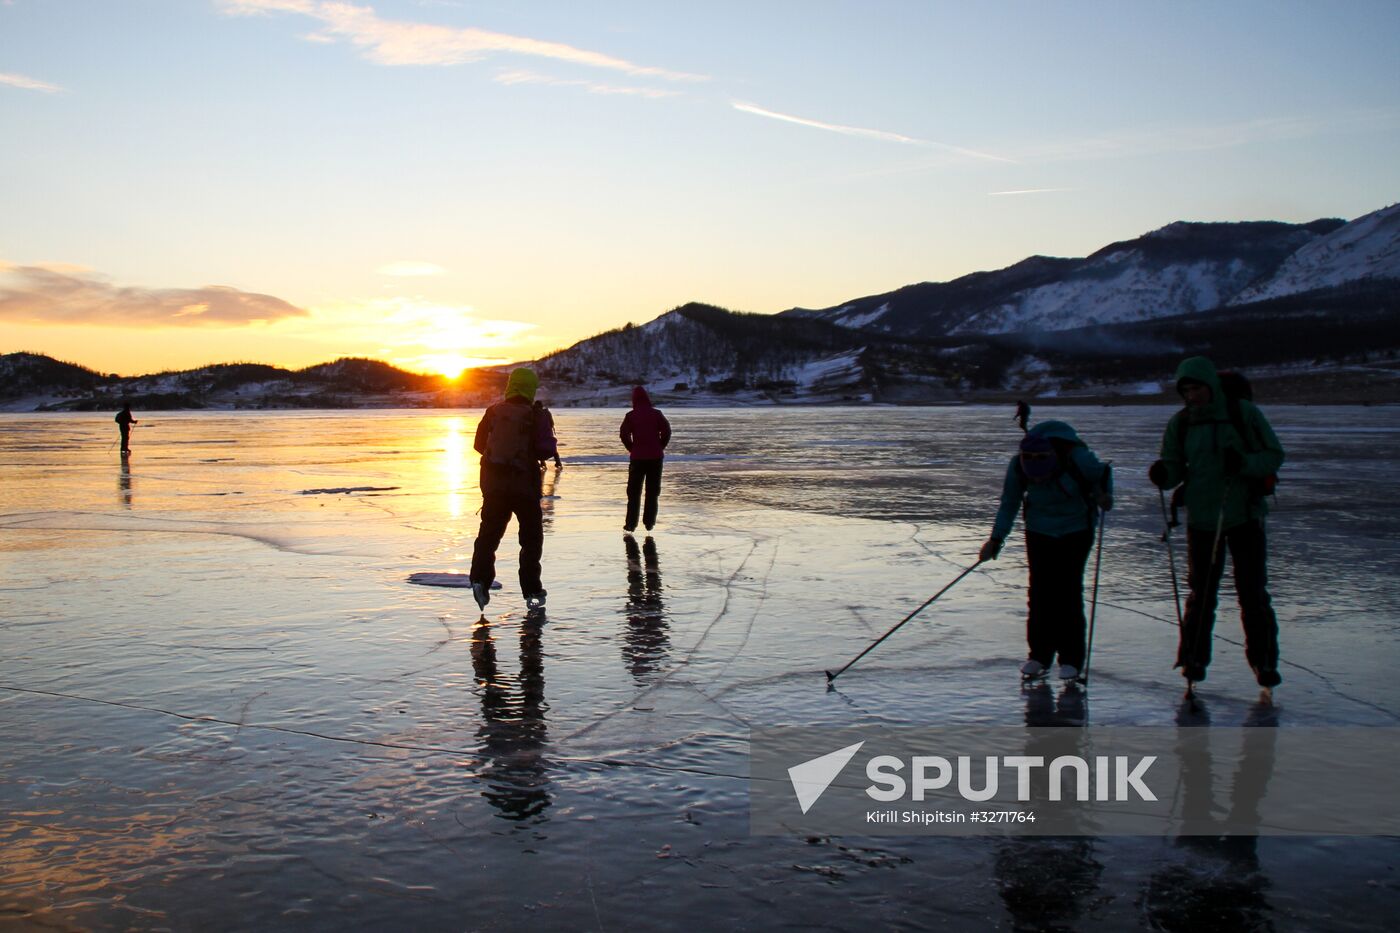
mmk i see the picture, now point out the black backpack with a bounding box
[484,402,539,469]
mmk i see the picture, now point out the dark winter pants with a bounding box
[470,481,544,596]
[625,458,664,531]
[119,426,131,452]
[1025,529,1094,670]
[1178,519,1278,674]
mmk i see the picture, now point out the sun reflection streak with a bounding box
[441,416,469,519]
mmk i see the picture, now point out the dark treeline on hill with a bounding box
[0,352,108,397]
[0,353,503,410]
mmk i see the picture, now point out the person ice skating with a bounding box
[1148,357,1285,688]
[1014,400,1030,433]
[980,420,1113,682]
[619,385,671,533]
[468,368,556,614]
[115,403,138,453]
[533,400,563,470]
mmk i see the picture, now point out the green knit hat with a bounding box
[505,367,539,402]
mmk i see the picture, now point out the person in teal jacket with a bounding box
[980,420,1113,681]
[1149,357,1285,687]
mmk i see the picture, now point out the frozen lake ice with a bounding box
[2,406,1399,930]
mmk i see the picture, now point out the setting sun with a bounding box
[419,353,475,380]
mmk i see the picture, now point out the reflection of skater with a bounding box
[1014,400,1030,433]
[995,681,1100,929]
[533,400,562,470]
[1141,693,1276,927]
[980,421,1113,682]
[1148,357,1285,688]
[115,403,138,453]
[469,368,556,614]
[118,454,133,508]
[470,617,551,821]
[620,386,671,533]
[622,535,669,680]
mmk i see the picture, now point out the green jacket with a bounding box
[1156,357,1285,531]
[992,420,1112,541]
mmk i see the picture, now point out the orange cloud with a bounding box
[0,264,307,326]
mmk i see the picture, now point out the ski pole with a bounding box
[1185,482,1232,698]
[1080,511,1106,686]
[825,559,983,683]
[1158,488,1184,629]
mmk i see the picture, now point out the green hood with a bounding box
[1026,420,1081,444]
[505,367,539,402]
[1175,356,1225,421]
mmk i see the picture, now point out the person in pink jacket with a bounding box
[619,386,672,532]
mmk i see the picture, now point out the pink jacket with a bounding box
[619,386,671,460]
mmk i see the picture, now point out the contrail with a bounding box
[732,100,1014,163]
[988,187,1074,196]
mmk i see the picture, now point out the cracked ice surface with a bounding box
[2,407,1399,930]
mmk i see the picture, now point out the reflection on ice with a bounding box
[471,618,552,822]
[621,535,670,682]
[2,406,1399,928]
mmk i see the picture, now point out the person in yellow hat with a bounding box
[468,368,555,615]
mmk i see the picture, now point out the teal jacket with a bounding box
[1156,357,1285,531]
[992,421,1112,541]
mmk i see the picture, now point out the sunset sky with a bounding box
[2,0,1398,377]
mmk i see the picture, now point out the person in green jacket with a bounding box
[1148,357,1285,688]
[980,420,1113,681]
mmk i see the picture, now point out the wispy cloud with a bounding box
[0,264,306,326]
[732,100,1014,163]
[219,0,707,83]
[376,260,446,277]
[0,71,62,93]
[988,188,1074,196]
[493,68,679,99]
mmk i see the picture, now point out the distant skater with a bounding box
[533,400,563,470]
[1149,357,1285,688]
[620,386,671,533]
[980,420,1113,682]
[115,403,138,453]
[468,368,557,614]
[1014,400,1030,433]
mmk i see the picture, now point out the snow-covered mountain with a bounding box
[1230,203,1400,304]
[533,303,876,404]
[789,218,1354,336]
[955,220,1339,333]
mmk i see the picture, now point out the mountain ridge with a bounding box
[5,203,1398,409]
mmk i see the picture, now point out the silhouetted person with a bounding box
[469,368,555,614]
[470,617,551,821]
[115,404,138,453]
[981,420,1113,682]
[620,386,671,533]
[622,535,669,681]
[1149,357,1285,688]
[1014,400,1030,433]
